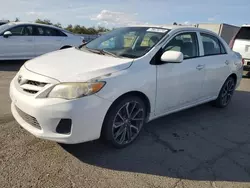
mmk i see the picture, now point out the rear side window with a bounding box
[201,33,226,56]
[35,26,66,36]
[235,27,250,40]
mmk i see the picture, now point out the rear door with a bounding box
[33,26,67,56]
[0,25,35,59]
[198,33,231,98]
[232,27,250,62]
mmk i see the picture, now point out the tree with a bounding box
[35,19,53,25]
[65,24,73,32]
[54,22,62,28]
[33,18,110,34]
[14,17,20,22]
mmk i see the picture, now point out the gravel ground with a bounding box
[1,61,250,188]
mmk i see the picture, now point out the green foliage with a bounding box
[14,18,20,22]
[35,19,109,34]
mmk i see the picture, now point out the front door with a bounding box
[155,32,205,115]
[0,25,35,59]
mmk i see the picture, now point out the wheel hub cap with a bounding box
[112,101,145,145]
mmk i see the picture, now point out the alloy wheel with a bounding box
[221,78,235,106]
[112,101,145,145]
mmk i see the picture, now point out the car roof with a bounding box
[6,22,63,30]
[5,22,73,34]
[128,24,218,35]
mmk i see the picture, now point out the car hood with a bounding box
[24,48,133,82]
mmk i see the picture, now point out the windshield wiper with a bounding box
[99,49,120,58]
[87,48,120,58]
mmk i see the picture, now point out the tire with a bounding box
[60,46,72,50]
[213,76,236,108]
[102,96,146,148]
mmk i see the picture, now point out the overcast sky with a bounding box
[1,0,249,27]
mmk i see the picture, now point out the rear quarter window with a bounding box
[236,27,250,40]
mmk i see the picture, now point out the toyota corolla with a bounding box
[10,26,243,148]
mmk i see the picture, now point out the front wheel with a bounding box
[213,77,236,108]
[102,96,146,148]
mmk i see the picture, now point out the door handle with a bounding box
[225,60,229,65]
[196,64,205,70]
[26,39,33,42]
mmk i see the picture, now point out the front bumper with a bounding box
[10,74,112,144]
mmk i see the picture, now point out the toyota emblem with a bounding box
[18,75,22,84]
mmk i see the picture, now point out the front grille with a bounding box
[15,106,41,130]
[26,80,47,87]
[23,89,37,94]
[17,77,48,95]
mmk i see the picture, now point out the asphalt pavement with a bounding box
[1,61,250,188]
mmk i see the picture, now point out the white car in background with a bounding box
[10,26,243,148]
[230,25,250,70]
[0,22,83,60]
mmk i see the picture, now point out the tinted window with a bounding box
[163,32,199,59]
[26,26,33,35]
[201,33,226,56]
[235,27,250,40]
[85,27,168,58]
[35,26,66,36]
[9,26,25,35]
[9,26,33,36]
[141,32,161,47]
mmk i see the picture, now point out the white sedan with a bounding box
[10,26,243,148]
[0,22,83,60]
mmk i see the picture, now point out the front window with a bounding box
[163,32,199,59]
[0,23,14,34]
[84,27,169,58]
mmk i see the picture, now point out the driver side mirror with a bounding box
[3,31,12,38]
[160,51,184,63]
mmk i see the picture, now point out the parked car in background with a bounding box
[0,22,84,60]
[230,25,250,70]
[10,26,243,148]
[0,20,8,26]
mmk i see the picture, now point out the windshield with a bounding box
[84,27,169,58]
[236,27,250,40]
[0,23,13,34]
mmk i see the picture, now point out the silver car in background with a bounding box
[0,22,83,60]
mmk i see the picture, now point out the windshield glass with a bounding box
[236,27,250,40]
[84,27,169,58]
[0,23,14,34]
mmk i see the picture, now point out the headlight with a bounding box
[47,82,105,99]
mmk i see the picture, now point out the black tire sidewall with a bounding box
[216,77,235,108]
[102,96,146,148]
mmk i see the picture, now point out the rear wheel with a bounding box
[60,46,72,50]
[102,96,146,148]
[213,76,235,108]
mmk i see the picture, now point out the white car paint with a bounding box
[10,26,243,144]
[0,22,83,60]
[25,48,133,82]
